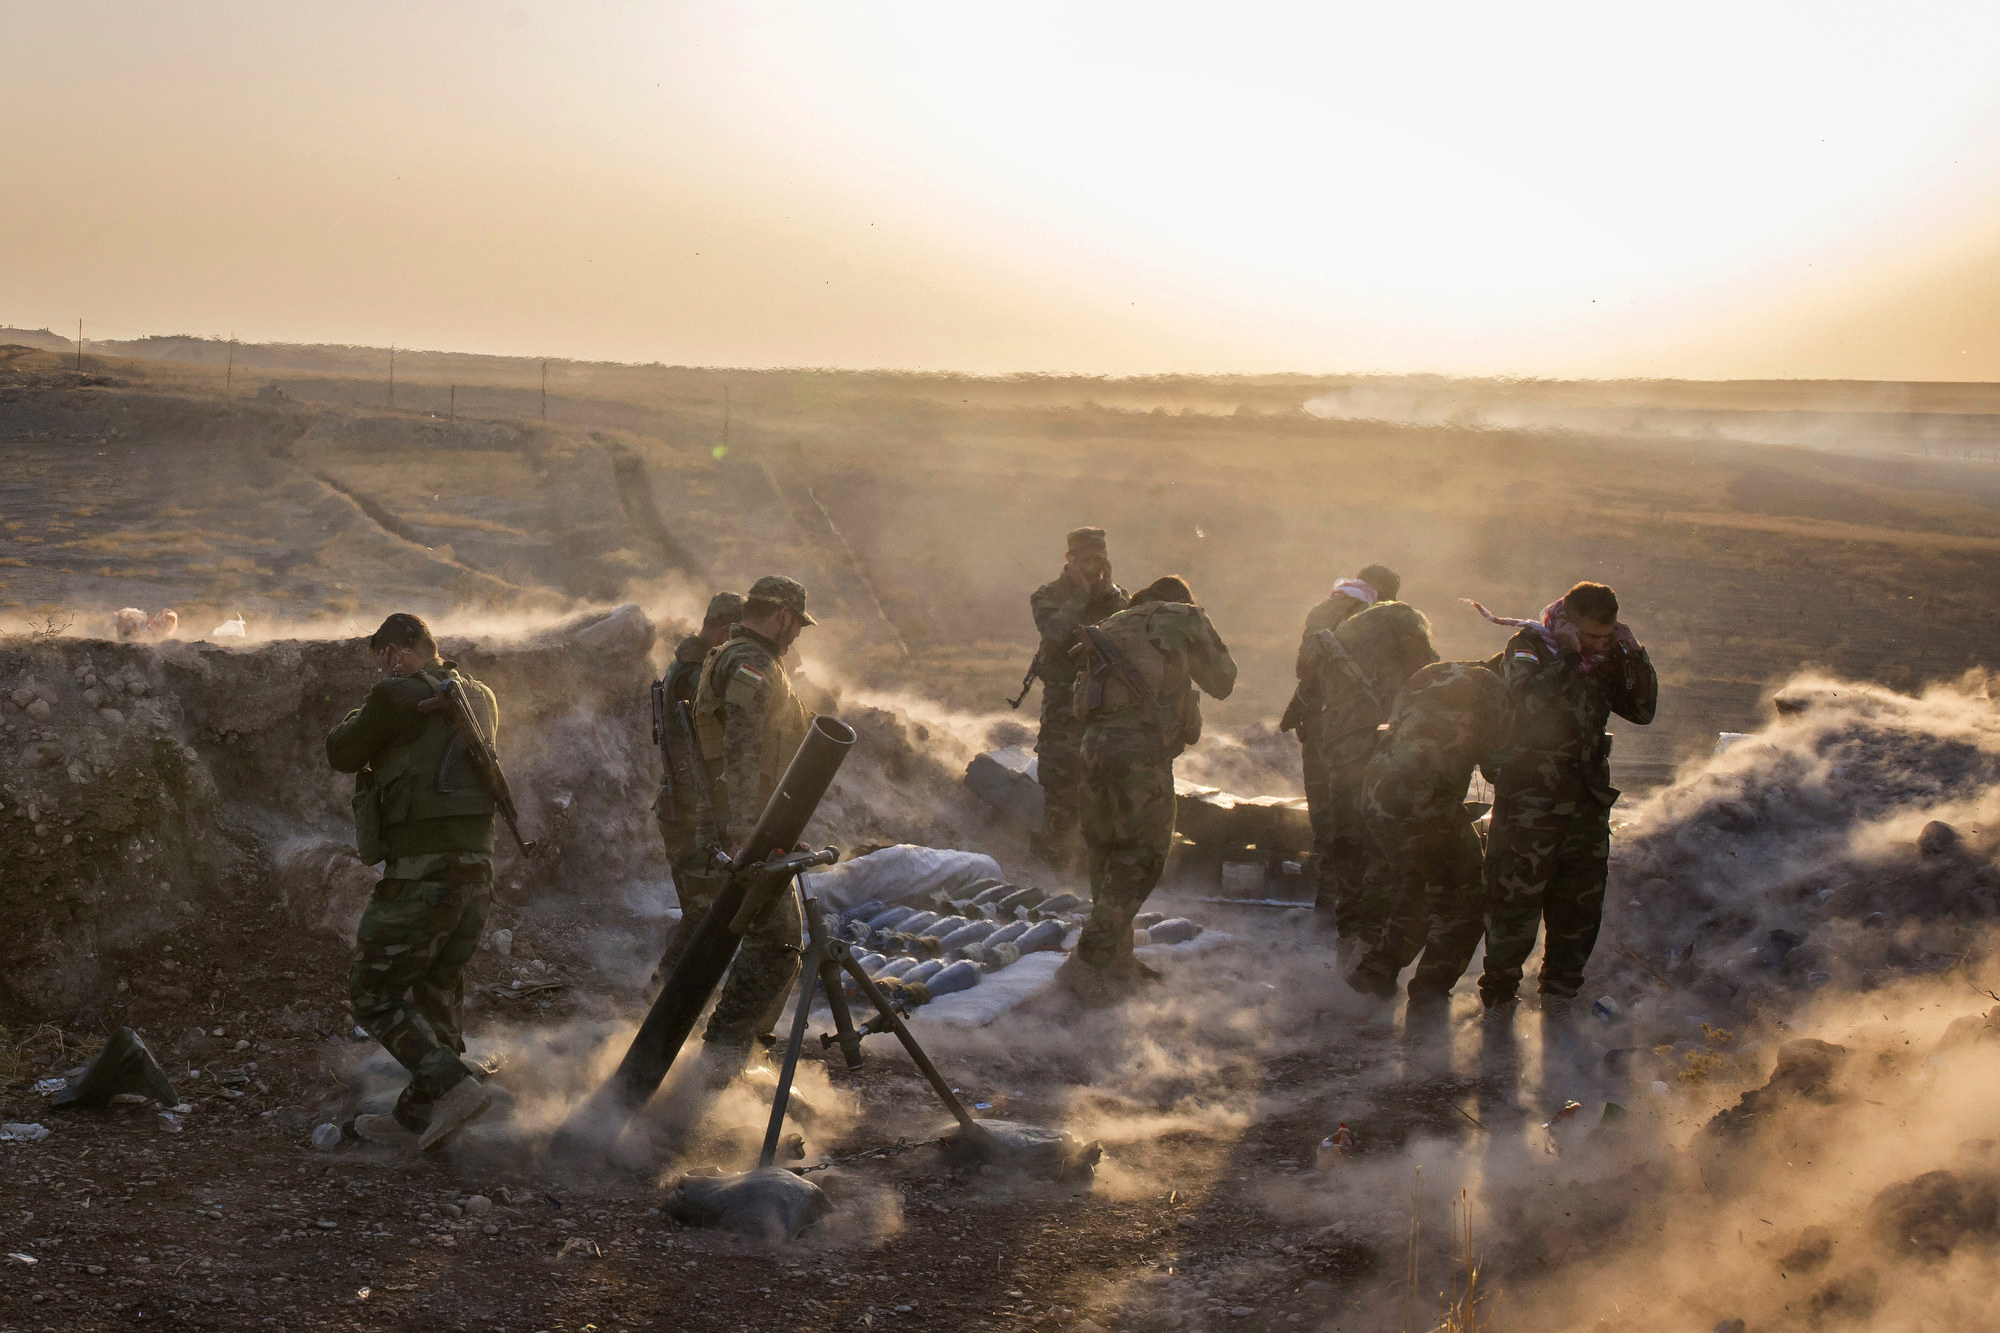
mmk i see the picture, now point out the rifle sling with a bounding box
[1083,625,1171,737]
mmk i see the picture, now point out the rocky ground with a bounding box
[0,898,1424,1333]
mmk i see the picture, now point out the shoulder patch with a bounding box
[732,664,766,687]
[1511,649,1539,661]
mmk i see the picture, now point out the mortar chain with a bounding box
[793,1135,943,1174]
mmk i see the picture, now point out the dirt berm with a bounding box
[0,604,991,1029]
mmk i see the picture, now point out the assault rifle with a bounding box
[419,678,537,857]
[651,682,712,832]
[1006,657,1039,709]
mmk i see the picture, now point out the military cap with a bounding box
[367,611,434,652]
[747,574,816,625]
[704,591,746,624]
[1066,526,1109,556]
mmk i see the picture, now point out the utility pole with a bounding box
[76,319,83,372]
[449,385,456,424]
[226,335,235,390]
[388,345,396,409]
[540,360,547,421]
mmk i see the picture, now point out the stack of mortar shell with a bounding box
[956,917,1068,971]
[1130,910,1203,948]
[827,877,1177,1006]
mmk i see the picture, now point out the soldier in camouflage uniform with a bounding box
[1476,582,1657,1010]
[1058,576,1236,1001]
[689,575,816,1074]
[649,591,745,992]
[1280,565,1402,928]
[1293,597,1439,952]
[327,613,498,1150]
[1029,527,1131,871]
[1345,661,1506,1004]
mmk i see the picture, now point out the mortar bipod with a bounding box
[757,882,998,1170]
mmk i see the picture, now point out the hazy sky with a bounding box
[8,2,2000,379]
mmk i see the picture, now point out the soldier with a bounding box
[1058,575,1236,1001]
[1344,661,1506,1005]
[1294,596,1439,953]
[688,575,816,1079]
[1280,564,1402,927]
[1028,527,1131,870]
[1474,582,1657,1013]
[649,591,745,993]
[326,613,498,1151]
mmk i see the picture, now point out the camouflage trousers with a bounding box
[1478,790,1610,1005]
[1346,815,1487,1003]
[649,840,709,991]
[1076,725,1177,972]
[669,866,803,1054]
[349,852,491,1129]
[1035,690,1087,868]
[1302,732,1380,939]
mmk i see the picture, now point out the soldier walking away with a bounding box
[1028,527,1131,872]
[689,575,816,1083]
[1058,576,1236,1004]
[1294,596,1438,956]
[1344,661,1506,1006]
[1280,565,1402,928]
[649,591,745,993]
[327,613,500,1151]
[1471,582,1657,1017]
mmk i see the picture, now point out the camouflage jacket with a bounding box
[1492,626,1658,806]
[1298,601,1440,762]
[327,662,499,860]
[1030,574,1130,689]
[1364,661,1506,826]
[1281,593,1375,734]
[1075,600,1237,756]
[693,627,811,850]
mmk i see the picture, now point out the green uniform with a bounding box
[1282,593,1379,924]
[651,633,716,988]
[1029,574,1130,866]
[1292,602,1439,942]
[1072,600,1236,972]
[327,662,497,1131]
[1480,627,1658,1006]
[689,626,811,1053]
[1346,661,1504,1002]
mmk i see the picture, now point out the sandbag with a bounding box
[940,1118,1102,1180]
[810,846,1005,914]
[662,1166,831,1242]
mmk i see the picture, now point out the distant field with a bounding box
[6,339,2000,792]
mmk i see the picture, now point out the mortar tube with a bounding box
[553,716,855,1158]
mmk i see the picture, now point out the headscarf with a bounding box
[1463,598,1613,673]
[1331,578,1377,606]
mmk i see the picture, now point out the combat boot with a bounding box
[1053,954,1133,1008]
[417,1074,493,1153]
[353,1114,416,1147]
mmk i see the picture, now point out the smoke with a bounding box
[1375,668,2000,1332]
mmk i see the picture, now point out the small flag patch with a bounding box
[733,665,766,686]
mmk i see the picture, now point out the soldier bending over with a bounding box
[1061,576,1236,1002]
[1473,582,1657,1014]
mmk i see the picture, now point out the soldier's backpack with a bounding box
[1306,601,1438,741]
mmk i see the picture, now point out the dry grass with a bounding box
[0,1023,102,1085]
